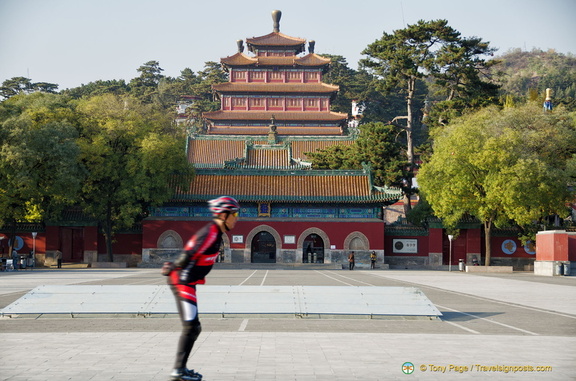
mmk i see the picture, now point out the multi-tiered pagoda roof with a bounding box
[203,10,347,137]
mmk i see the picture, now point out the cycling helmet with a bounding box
[208,196,240,215]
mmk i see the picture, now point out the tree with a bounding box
[321,54,369,114]
[32,82,59,94]
[153,62,227,131]
[417,103,576,265]
[154,68,199,109]
[0,77,59,100]
[0,93,83,253]
[353,122,406,186]
[361,20,496,213]
[76,94,194,261]
[431,36,499,102]
[306,122,405,187]
[306,144,357,170]
[63,79,129,99]
[129,60,165,103]
[0,77,33,99]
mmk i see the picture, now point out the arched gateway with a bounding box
[251,231,276,263]
[303,233,324,263]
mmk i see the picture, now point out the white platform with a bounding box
[0,285,442,318]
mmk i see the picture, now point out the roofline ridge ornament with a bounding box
[272,10,281,33]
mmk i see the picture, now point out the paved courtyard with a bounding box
[1,267,575,380]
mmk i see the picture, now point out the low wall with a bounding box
[465,266,513,273]
[139,249,181,267]
[386,255,443,269]
[96,254,141,267]
[489,257,535,271]
[341,263,390,270]
[91,262,127,268]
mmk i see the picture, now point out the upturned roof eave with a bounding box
[171,194,401,204]
[202,111,348,122]
[246,32,306,47]
[168,169,403,205]
[211,82,340,93]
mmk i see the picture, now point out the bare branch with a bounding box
[389,116,410,130]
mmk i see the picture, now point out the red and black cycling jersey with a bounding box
[175,221,222,286]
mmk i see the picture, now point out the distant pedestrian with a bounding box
[348,251,355,270]
[12,249,19,271]
[55,250,62,268]
[28,251,34,270]
[370,251,377,269]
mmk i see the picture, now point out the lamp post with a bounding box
[0,236,4,271]
[448,235,454,272]
[32,232,37,269]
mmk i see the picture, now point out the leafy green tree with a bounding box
[353,122,406,186]
[361,20,496,213]
[431,36,499,102]
[184,62,227,132]
[63,79,129,99]
[32,82,59,94]
[426,37,500,129]
[153,62,227,131]
[0,93,83,252]
[129,60,165,103]
[193,61,227,109]
[306,122,405,187]
[0,77,33,99]
[76,94,194,260]
[306,144,357,170]
[321,54,367,114]
[320,54,406,129]
[417,103,576,265]
[155,68,198,108]
[1,77,59,100]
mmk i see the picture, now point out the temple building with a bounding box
[142,10,402,266]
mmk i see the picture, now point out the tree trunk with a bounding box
[7,219,17,260]
[104,207,114,262]
[403,77,416,215]
[484,220,492,266]
[104,224,114,262]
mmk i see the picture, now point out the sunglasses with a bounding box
[232,212,239,217]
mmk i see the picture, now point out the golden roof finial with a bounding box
[272,10,282,33]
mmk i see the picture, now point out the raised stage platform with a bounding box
[0,285,442,319]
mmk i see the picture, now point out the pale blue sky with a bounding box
[1,0,575,91]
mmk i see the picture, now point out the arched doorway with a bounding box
[303,234,324,263]
[251,231,276,263]
[349,236,367,251]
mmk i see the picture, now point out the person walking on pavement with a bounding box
[12,249,19,271]
[55,250,62,268]
[165,196,240,381]
[370,251,377,269]
[348,251,355,270]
